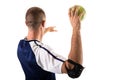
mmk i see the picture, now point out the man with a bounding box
[17,6,84,80]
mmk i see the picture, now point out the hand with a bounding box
[69,6,84,30]
[44,26,57,34]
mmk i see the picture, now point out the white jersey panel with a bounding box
[29,41,66,74]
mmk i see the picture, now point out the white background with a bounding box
[0,0,120,80]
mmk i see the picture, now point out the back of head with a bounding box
[25,7,46,30]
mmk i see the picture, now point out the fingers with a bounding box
[50,27,57,32]
[74,6,79,17]
[69,7,74,17]
[69,6,79,18]
[68,6,81,29]
[46,26,57,32]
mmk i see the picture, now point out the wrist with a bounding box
[72,28,81,33]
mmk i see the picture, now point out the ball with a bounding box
[70,5,86,21]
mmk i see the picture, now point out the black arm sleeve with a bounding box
[65,59,84,78]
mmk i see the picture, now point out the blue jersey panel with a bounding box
[17,40,56,80]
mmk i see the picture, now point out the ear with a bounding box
[25,21,28,26]
[41,20,46,27]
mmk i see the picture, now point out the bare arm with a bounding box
[61,6,83,74]
[44,26,57,34]
[69,28,83,63]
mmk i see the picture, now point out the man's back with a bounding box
[17,6,84,80]
[17,39,56,80]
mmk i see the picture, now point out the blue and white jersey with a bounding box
[17,39,66,80]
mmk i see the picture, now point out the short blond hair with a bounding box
[25,7,46,29]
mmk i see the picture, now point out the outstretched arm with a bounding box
[44,26,57,34]
[61,6,84,78]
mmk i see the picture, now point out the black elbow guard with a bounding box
[65,59,84,78]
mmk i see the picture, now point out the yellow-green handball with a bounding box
[71,5,86,21]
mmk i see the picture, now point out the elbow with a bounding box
[65,59,84,78]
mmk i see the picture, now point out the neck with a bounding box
[26,29,42,41]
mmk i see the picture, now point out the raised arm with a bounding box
[68,6,83,64]
[61,6,84,78]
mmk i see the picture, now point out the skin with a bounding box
[44,26,57,34]
[26,7,83,73]
[61,7,83,73]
